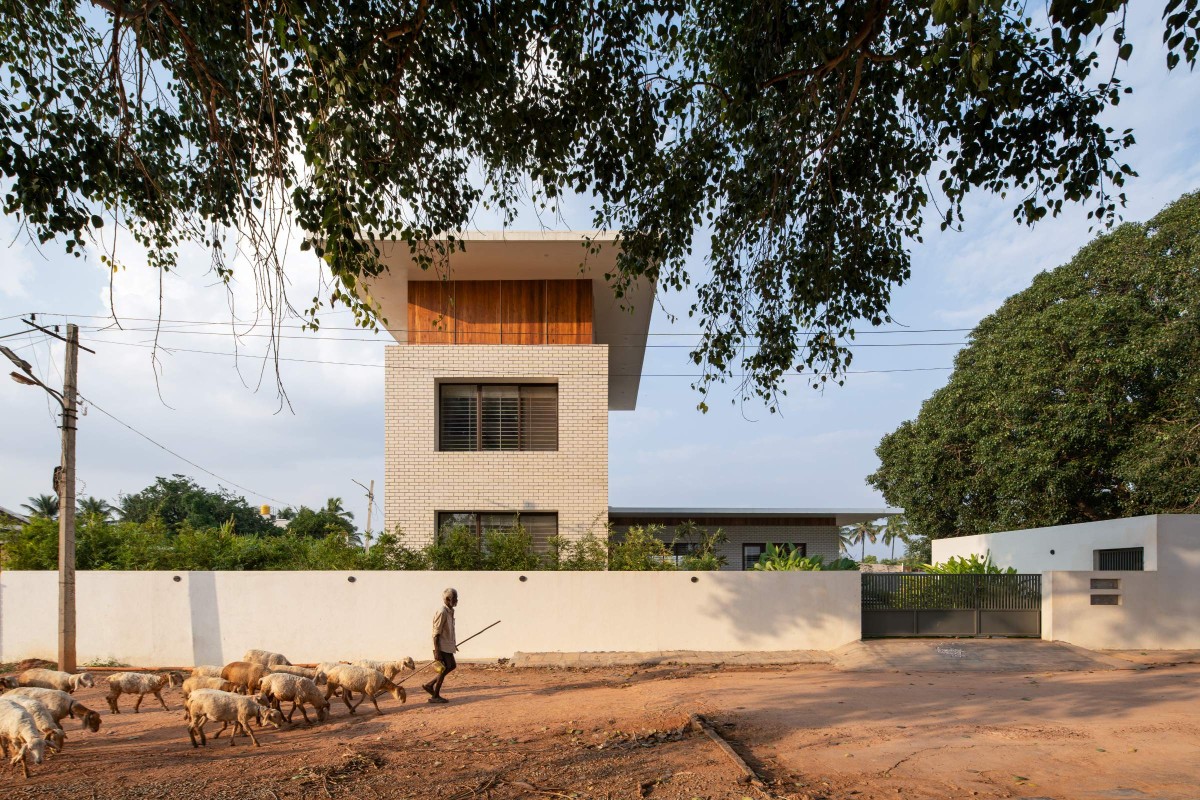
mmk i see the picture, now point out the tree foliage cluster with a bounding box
[870,192,1200,540]
[1,2,1196,406]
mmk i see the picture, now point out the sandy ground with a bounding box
[4,660,1199,799]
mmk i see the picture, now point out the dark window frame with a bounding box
[742,542,808,571]
[438,383,558,452]
[1094,547,1144,571]
[436,511,559,553]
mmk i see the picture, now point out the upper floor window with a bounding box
[439,383,558,451]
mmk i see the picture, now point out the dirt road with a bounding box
[5,660,1199,799]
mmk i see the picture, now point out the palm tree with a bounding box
[21,494,59,519]
[323,497,354,522]
[881,515,909,560]
[842,520,881,561]
[77,496,114,522]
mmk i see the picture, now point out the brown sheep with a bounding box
[220,662,271,694]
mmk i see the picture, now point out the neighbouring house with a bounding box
[0,505,30,528]
[366,232,897,570]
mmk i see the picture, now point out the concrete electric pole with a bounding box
[58,324,79,673]
[352,478,375,550]
[4,319,90,673]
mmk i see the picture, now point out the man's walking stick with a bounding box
[396,619,502,685]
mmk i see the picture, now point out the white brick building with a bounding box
[369,232,895,568]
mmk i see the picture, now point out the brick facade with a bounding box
[384,344,609,546]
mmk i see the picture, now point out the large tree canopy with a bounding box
[1,1,1197,406]
[868,191,1200,540]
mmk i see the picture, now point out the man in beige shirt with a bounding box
[423,587,458,703]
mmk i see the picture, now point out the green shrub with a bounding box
[608,525,675,571]
[427,524,484,570]
[922,553,1015,574]
[483,526,542,571]
[753,546,859,571]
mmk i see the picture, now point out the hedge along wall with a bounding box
[0,570,862,666]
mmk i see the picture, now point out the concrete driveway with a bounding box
[833,638,1144,672]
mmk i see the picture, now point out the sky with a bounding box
[2,6,1199,559]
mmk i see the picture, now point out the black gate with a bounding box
[861,573,1041,638]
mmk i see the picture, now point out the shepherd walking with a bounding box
[424,588,458,703]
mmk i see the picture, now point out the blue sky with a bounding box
[2,7,1198,558]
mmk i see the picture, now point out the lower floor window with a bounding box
[742,542,807,570]
[437,512,558,553]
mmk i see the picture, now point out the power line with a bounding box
[89,337,953,375]
[29,310,975,336]
[77,393,296,507]
[72,326,969,348]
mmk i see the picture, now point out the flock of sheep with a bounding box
[0,648,417,779]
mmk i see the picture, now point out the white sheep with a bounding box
[0,698,47,779]
[181,676,237,702]
[190,665,225,679]
[5,688,102,733]
[16,669,95,694]
[3,696,65,753]
[105,671,183,713]
[323,665,406,715]
[258,673,330,725]
[241,649,292,668]
[267,664,328,685]
[185,689,283,748]
[346,658,416,680]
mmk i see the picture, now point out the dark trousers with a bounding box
[431,651,456,696]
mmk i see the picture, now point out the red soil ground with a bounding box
[4,660,1198,799]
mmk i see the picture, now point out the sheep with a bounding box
[104,671,183,714]
[181,676,237,701]
[0,676,18,691]
[346,658,416,681]
[258,673,330,725]
[3,696,65,753]
[5,688,102,732]
[0,698,46,779]
[241,649,292,668]
[184,689,283,748]
[190,665,225,679]
[16,669,95,694]
[220,661,271,695]
[323,665,406,715]
[267,664,327,685]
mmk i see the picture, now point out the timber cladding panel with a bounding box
[407,279,592,344]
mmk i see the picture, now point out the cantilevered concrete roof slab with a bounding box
[608,507,903,526]
[363,231,654,410]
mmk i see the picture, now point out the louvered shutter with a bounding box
[439,385,478,450]
[519,385,558,451]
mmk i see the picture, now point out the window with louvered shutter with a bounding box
[438,384,557,451]
[439,385,478,451]
[437,512,558,554]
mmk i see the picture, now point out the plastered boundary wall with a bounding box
[1043,516,1200,649]
[0,571,861,666]
[932,515,1164,572]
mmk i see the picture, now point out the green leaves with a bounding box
[869,191,1200,541]
[0,1,1192,406]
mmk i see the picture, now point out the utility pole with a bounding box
[4,319,90,673]
[352,478,374,550]
[58,324,79,673]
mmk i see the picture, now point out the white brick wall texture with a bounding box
[385,345,609,547]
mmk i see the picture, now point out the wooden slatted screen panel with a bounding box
[453,280,502,343]
[407,281,454,344]
[501,279,546,344]
[408,279,591,344]
[546,279,593,344]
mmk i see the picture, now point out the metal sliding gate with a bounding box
[861,573,1042,638]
